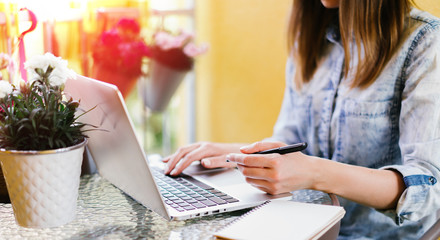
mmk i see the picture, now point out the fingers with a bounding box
[237,164,295,195]
[163,143,198,163]
[201,155,237,169]
[164,143,200,175]
[239,141,286,154]
[236,164,272,180]
[165,142,238,176]
[243,178,284,195]
[167,144,217,175]
[227,153,278,168]
[235,165,285,195]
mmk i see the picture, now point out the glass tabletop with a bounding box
[0,174,335,239]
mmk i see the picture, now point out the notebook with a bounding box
[213,200,345,240]
[64,75,292,220]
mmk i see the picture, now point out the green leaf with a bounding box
[35,68,45,76]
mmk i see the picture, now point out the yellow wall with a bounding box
[415,0,440,16]
[195,0,291,143]
[194,0,440,144]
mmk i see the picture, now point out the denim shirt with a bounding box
[267,9,440,239]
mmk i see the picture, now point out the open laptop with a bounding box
[64,75,290,220]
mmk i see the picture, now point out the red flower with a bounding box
[92,18,150,79]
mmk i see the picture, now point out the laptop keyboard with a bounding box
[152,169,239,212]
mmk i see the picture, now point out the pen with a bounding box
[253,142,307,155]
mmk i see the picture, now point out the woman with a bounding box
[164,0,440,238]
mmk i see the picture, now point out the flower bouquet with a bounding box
[143,30,209,112]
[92,18,150,97]
[0,53,91,228]
[92,17,208,110]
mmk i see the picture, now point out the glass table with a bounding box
[0,174,339,239]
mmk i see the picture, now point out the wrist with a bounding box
[308,156,333,193]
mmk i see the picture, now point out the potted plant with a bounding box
[0,52,90,228]
[143,30,209,112]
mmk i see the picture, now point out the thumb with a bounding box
[201,155,236,169]
[239,141,286,154]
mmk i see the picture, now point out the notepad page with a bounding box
[213,200,345,240]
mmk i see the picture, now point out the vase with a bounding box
[0,139,87,228]
[92,63,138,98]
[142,60,188,112]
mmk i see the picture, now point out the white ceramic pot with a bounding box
[0,139,87,228]
[142,60,188,112]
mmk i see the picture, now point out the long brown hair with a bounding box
[288,0,412,89]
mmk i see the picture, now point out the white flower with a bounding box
[24,53,55,72]
[25,52,76,87]
[48,67,76,87]
[0,80,13,98]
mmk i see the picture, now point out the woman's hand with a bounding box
[227,141,317,195]
[229,141,405,209]
[163,142,245,176]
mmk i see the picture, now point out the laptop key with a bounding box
[201,192,213,197]
[200,199,217,207]
[219,195,234,200]
[170,203,180,209]
[183,205,196,210]
[185,199,198,204]
[194,189,206,193]
[208,197,227,205]
[162,194,173,198]
[181,189,192,193]
[224,198,239,203]
[208,189,222,194]
[188,192,199,196]
[181,196,193,201]
[177,202,190,207]
[191,202,206,209]
[168,196,179,201]
[175,207,185,212]
[195,196,207,201]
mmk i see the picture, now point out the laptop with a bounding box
[64,75,290,220]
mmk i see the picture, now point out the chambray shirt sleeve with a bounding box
[381,23,440,224]
[264,57,301,144]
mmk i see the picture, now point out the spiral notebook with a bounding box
[213,200,345,240]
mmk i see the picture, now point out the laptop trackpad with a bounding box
[190,166,292,202]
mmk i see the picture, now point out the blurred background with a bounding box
[0,0,439,156]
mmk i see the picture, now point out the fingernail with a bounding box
[164,165,170,174]
[202,159,210,167]
[170,169,177,176]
